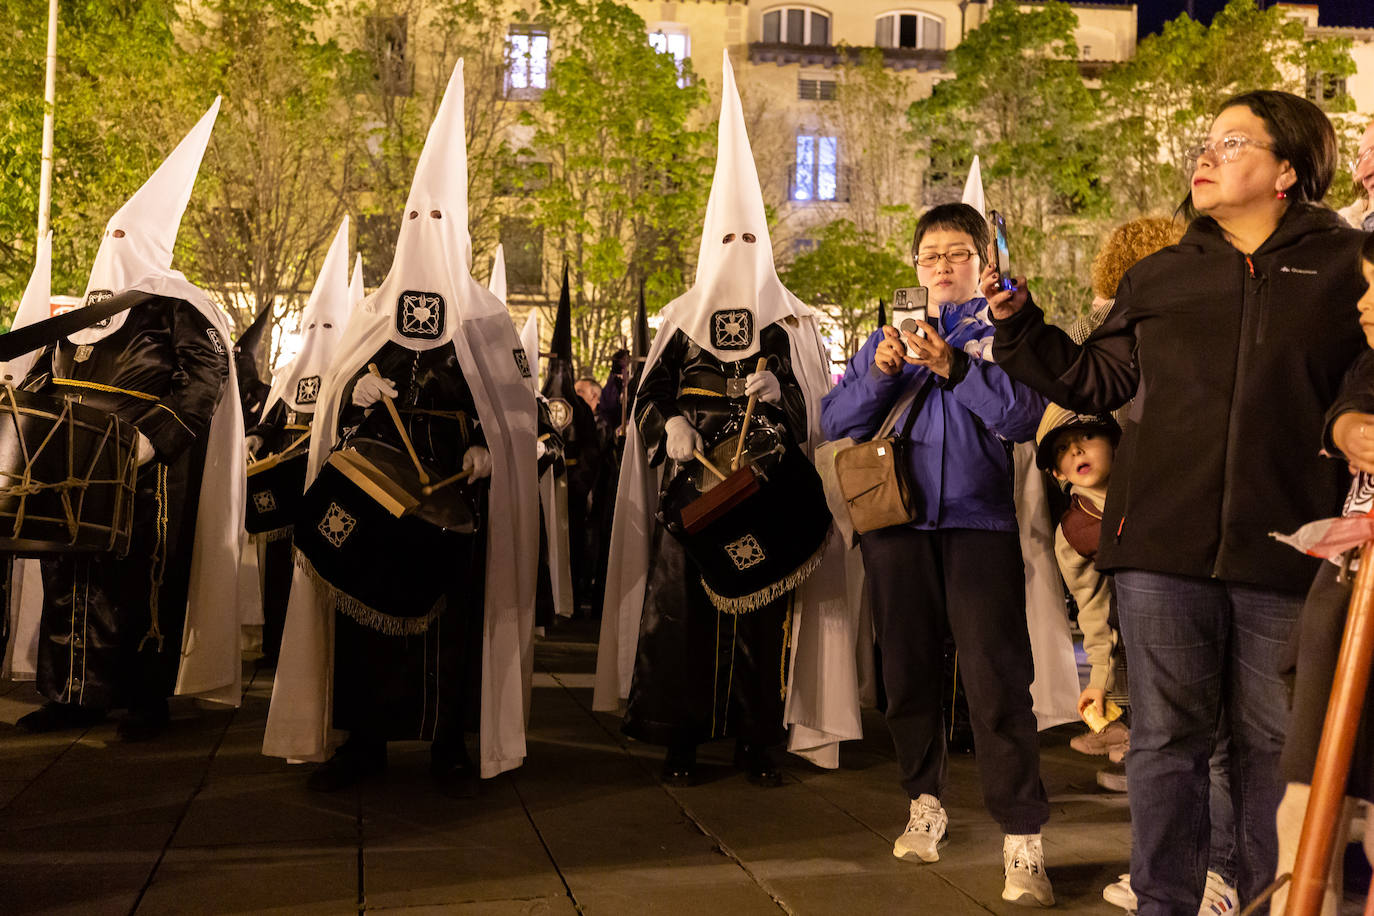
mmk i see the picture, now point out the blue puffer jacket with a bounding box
[821,297,1046,532]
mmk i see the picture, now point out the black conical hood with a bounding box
[541,263,583,444]
[235,302,272,358]
[550,262,572,362]
[877,298,886,329]
[632,283,649,363]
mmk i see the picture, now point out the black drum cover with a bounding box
[662,432,831,614]
[245,447,308,534]
[293,439,476,634]
[0,390,138,555]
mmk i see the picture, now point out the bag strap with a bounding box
[874,372,935,440]
[0,289,155,363]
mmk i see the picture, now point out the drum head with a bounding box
[347,438,476,534]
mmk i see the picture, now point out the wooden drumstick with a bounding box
[694,450,727,482]
[421,468,472,496]
[368,363,430,486]
[731,357,769,471]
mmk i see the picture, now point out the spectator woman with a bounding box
[988,90,1368,914]
[821,202,1052,907]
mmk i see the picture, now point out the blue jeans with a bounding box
[1114,570,1302,915]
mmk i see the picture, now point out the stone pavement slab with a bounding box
[0,618,1159,914]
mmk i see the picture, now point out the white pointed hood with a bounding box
[2,232,53,383]
[520,310,540,394]
[369,60,499,351]
[661,52,808,363]
[71,97,221,345]
[349,254,365,308]
[488,244,507,304]
[962,154,986,218]
[264,216,353,414]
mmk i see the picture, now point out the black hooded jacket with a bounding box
[993,204,1367,591]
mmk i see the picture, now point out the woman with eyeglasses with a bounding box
[820,202,1054,907]
[988,90,1368,914]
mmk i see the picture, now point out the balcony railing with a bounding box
[749,42,947,72]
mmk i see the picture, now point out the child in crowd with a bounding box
[1038,403,1239,915]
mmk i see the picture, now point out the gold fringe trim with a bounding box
[293,547,443,635]
[253,524,294,544]
[700,543,826,615]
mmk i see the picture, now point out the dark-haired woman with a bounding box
[821,202,1052,907]
[989,90,1367,914]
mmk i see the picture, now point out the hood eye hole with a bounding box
[430,210,442,219]
[722,233,736,243]
[323,323,333,328]
[742,232,757,244]
[408,210,418,220]
[112,229,125,238]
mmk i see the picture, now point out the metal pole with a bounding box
[36,0,57,243]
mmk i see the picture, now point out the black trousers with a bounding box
[860,526,1049,835]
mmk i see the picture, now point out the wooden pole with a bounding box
[731,356,769,471]
[1287,543,1374,915]
[368,363,429,486]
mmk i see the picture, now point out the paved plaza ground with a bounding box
[3,617,1153,915]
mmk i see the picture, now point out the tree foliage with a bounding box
[521,0,713,373]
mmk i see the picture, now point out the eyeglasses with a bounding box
[915,249,975,268]
[1184,135,1273,165]
[1352,147,1374,175]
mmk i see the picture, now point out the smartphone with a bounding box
[891,286,935,357]
[988,209,1016,293]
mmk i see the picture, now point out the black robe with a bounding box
[20,297,229,709]
[327,342,488,744]
[623,325,807,747]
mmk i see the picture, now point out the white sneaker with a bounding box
[1200,870,1238,914]
[1102,873,1137,912]
[1002,833,1054,907]
[893,794,947,862]
[1100,870,1235,915]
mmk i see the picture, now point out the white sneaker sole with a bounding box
[892,838,943,863]
[1002,888,1055,907]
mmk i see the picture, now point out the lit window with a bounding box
[648,27,690,87]
[762,6,831,46]
[793,134,838,202]
[874,11,944,50]
[505,26,549,99]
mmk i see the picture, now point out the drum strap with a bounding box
[50,379,159,401]
[0,290,156,362]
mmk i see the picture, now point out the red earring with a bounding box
[1276,189,1287,199]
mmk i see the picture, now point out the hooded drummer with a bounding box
[13,99,247,739]
[244,217,355,662]
[263,60,539,793]
[593,53,858,785]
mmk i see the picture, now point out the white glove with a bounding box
[352,374,397,408]
[664,415,704,462]
[536,439,548,460]
[744,370,782,405]
[245,434,264,457]
[462,445,493,480]
[136,432,156,466]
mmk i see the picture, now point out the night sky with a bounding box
[1135,0,1374,36]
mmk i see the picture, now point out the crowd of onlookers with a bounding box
[820,89,1374,913]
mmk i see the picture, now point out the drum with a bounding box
[244,437,309,534]
[293,438,477,634]
[661,424,832,614]
[0,388,138,555]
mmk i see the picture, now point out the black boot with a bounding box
[117,697,170,742]
[430,742,479,798]
[16,701,107,733]
[307,736,387,792]
[661,741,697,787]
[734,739,783,788]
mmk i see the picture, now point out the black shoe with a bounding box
[16,701,107,733]
[307,741,386,792]
[117,698,170,742]
[734,740,783,788]
[661,743,697,787]
[431,746,479,798]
